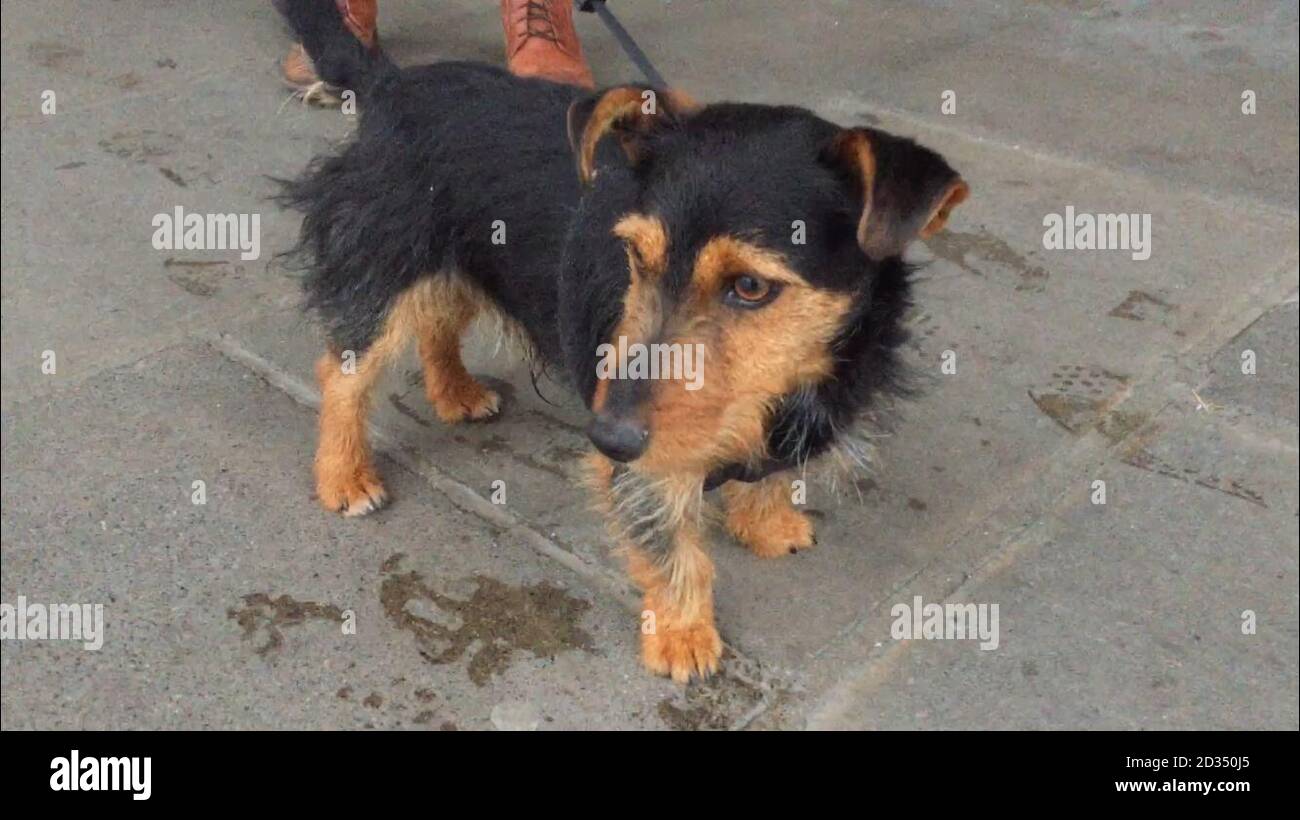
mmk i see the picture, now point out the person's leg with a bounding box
[500,0,595,89]
[280,1,594,100]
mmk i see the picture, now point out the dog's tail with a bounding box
[275,0,397,97]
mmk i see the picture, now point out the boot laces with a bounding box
[520,0,562,44]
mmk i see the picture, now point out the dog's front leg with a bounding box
[722,471,815,558]
[586,454,722,682]
[624,521,722,683]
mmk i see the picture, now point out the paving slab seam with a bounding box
[201,330,791,726]
[0,295,302,413]
[801,261,1300,728]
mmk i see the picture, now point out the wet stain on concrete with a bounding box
[1109,289,1174,322]
[1032,393,1095,431]
[907,497,928,511]
[853,477,880,496]
[167,271,220,297]
[114,72,142,90]
[158,166,187,187]
[1036,375,1271,508]
[379,556,594,686]
[406,687,457,729]
[1123,447,1267,508]
[658,698,719,730]
[227,592,345,657]
[924,228,1050,293]
[1030,364,1130,433]
[163,258,239,298]
[656,658,765,731]
[1097,409,1151,445]
[336,674,460,729]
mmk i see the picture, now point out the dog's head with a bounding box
[558,85,968,481]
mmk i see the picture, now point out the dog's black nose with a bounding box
[587,416,649,463]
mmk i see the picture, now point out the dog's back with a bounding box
[276,0,585,359]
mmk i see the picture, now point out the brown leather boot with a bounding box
[280,0,379,104]
[502,0,595,89]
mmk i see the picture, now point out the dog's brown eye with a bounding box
[727,275,776,308]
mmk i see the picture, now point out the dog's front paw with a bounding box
[641,620,722,683]
[728,500,816,558]
[316,466,387,517]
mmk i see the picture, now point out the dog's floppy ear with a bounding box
[825,128,969,261]
[566,85,698,184]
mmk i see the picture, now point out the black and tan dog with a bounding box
[275,0,968,681]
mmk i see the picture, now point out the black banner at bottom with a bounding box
[1,730,1290,806]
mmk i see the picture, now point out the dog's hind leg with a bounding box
[416,277,501,424]
[313,283,430,516]
[722,471,816,557]
[315,349,387,516]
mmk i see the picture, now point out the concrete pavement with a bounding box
[2,0,1296,730]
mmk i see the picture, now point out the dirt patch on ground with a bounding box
[227,593,345,657]
[380,556,594,686]
[925,228,1050,293]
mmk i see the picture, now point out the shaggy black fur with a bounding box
[274,0,964,485]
